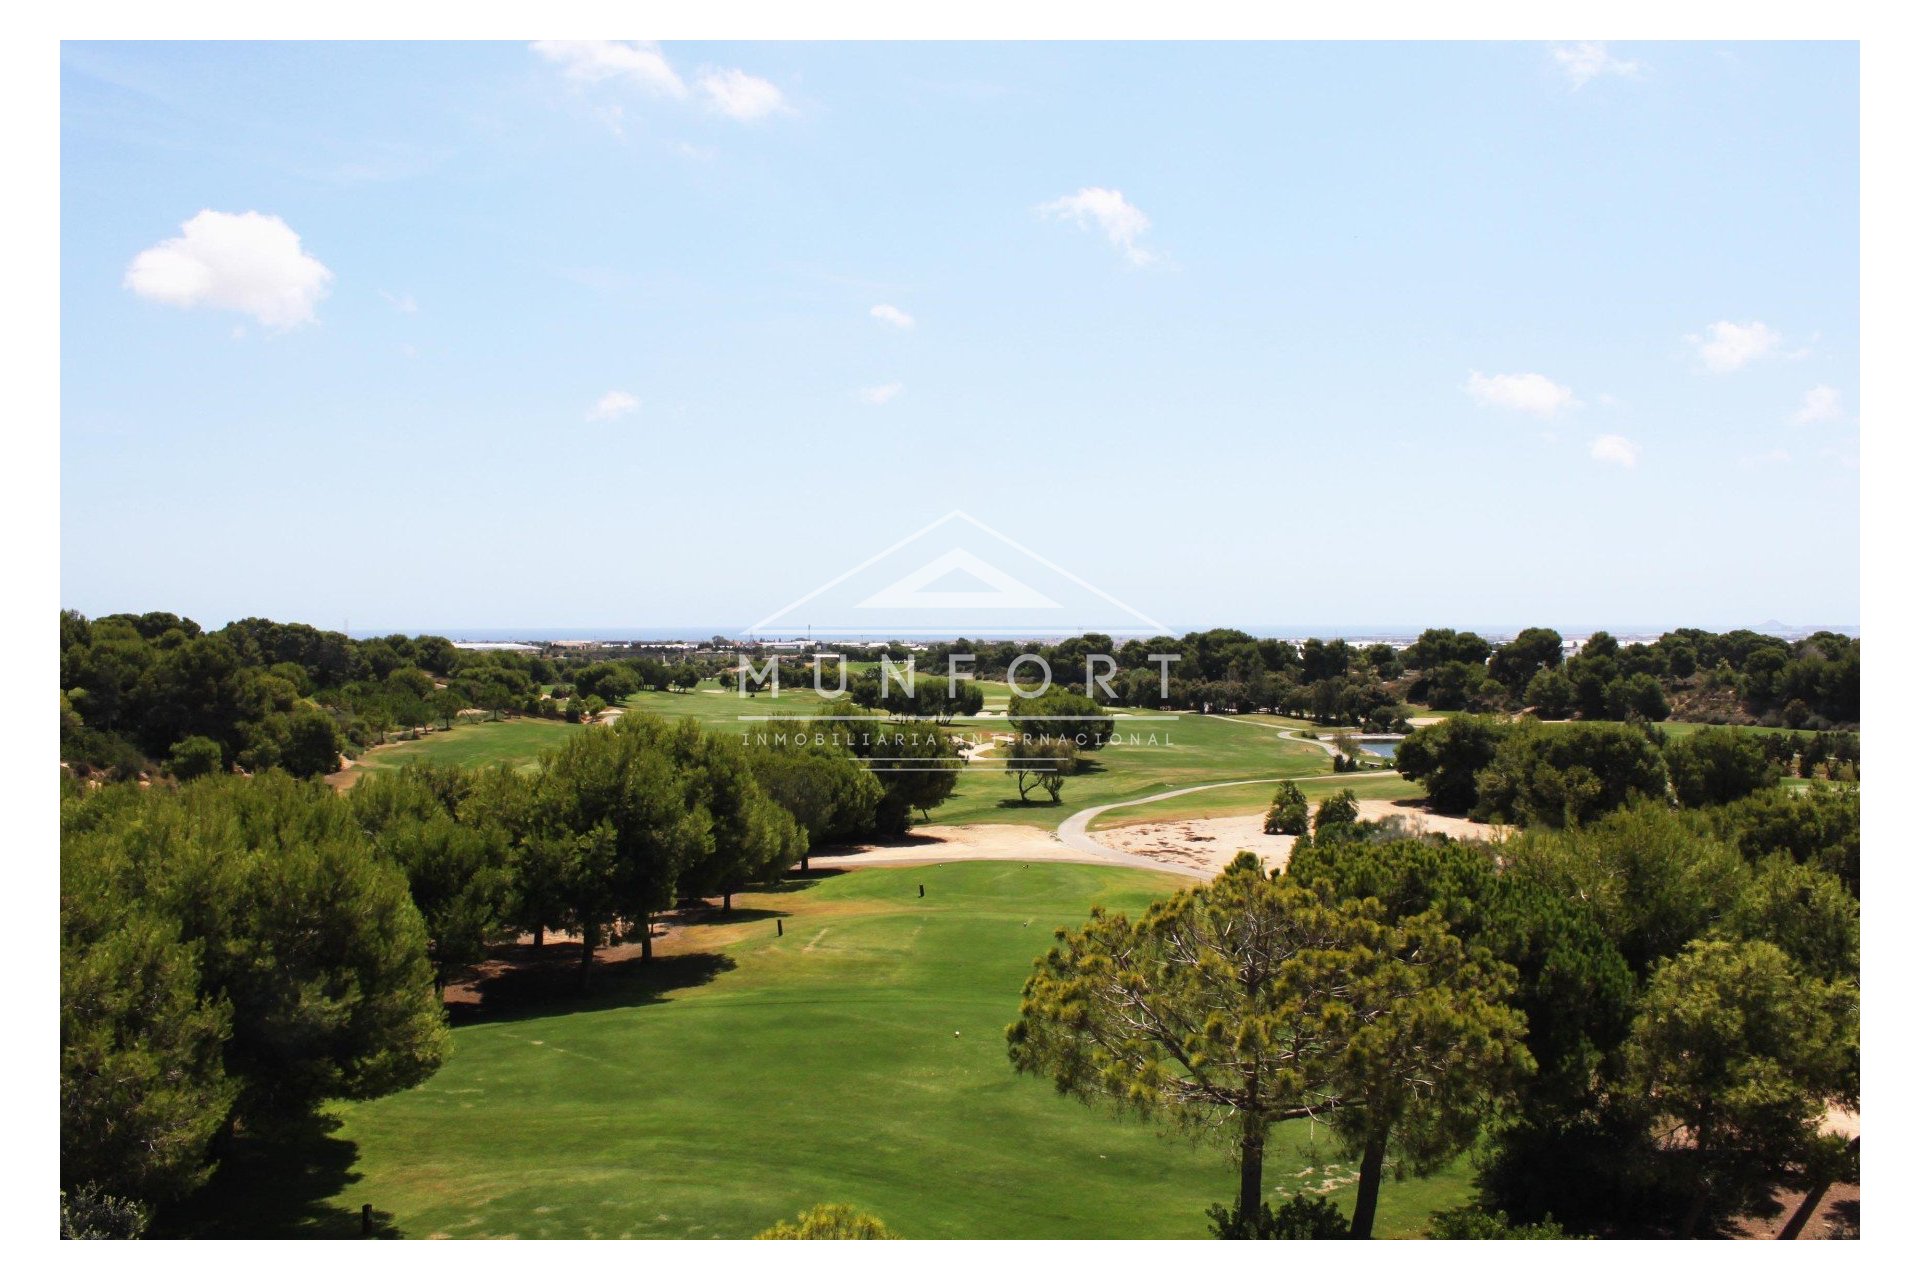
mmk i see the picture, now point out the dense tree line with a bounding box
[1296,804,1857,1237]
[61,772,451,1218]
[1400,625,1858,729]
[60,704,942,1233]
[906,625,1856,733]
[1398,716,1860,828]
[60,611,573,781]
[1013,786,1859,1237]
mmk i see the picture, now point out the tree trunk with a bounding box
[533,925,545,949]
[1348,1135,1388,1239]
[1237,1127,1266,1223]
[1778,1185,1829,1240]
[801,852,810,873]
[723,890,733,913]
[640,911,653,962]
[1679,1182,1712,1238]
[578,923,596,990]
[1779,1137,1859,1240]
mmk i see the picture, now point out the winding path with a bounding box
[1055,778,1288,870]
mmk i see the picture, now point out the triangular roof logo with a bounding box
[855,549,1061,611]
[746,510,1167,638]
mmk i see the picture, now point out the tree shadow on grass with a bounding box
[447,947,737,1026]
[162,1113,398,1240]
[756,868,849,892]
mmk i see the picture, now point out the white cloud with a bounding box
[1590,434,1641,467]
[1464,370,1577,418]
[857,382,903,406]
[870,303,915,330]
[1552,42,1641,89]
[586,390,640,421]
[697,68,789,121]
[1792,384,1844,424]
[531,41,686,98]
[380,289,418,315]
[1688,319,1782,373]
[124,210,333,330]
[1038,187,1159,266]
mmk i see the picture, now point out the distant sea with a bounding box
[354,622,1859,645]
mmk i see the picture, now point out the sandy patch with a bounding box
[1090,800,1503,879]
[810,822,1092,871]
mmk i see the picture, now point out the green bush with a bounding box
[1208,1193,1348,1239]
[756,1203,896,1239]
[1312,788,1359,834]
[166,735,225,781]
[1428,1206,1578,1239]
[1264,781,1309,835]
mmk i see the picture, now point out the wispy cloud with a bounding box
[697,68,789,121]
[857,382,903,406]
[124,210,333,330]
[1038,187,1160,266]
[1688,319,1782,373]
[586,390,640,421]
[870,303,915,330]
[1589,434,1641,467]
[532,42,789,126]
[1792,384,1845,424]
[1464,370,1578,418]
[531,41,686,98]
[379,289,417,315]
[1552,42,1641,89]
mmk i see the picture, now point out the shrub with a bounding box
[1313,788,1359,834]
[166,735,225,781]
[1264,781,1309,835]
[1664,728,1777,808]
[1208,1193,1348,1239]
[756,1203,896,1239]
[1395,715,1511,814]
[1472,720,1668,828]
[1427,1206,1577,1239]
[60,1186,151,1240]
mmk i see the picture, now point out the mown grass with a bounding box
[351,697,1387,831]
[931,712,1338,828]
[352,717,587,774]
[1085,772,1425,831]
[193,862,1469,1239]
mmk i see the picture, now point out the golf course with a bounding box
[183,860,1469,1239]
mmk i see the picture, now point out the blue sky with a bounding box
[60,40,1859,636]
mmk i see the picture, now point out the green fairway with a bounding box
[191,863,1469,1239]
[1086,771,1424,831]
[625,682,842,727]
[353,696,1376,832]
[627,694,1350,830]
[353,717,588,774]
[931,712,1338,828]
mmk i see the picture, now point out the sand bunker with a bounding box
[1089,800,1501,879]
[810,823,1098,872]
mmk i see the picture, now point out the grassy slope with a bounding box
[223,862,1464,1239]
[353,717,587,773]
[932,713,1336,828]
[1086,772,1424,831]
